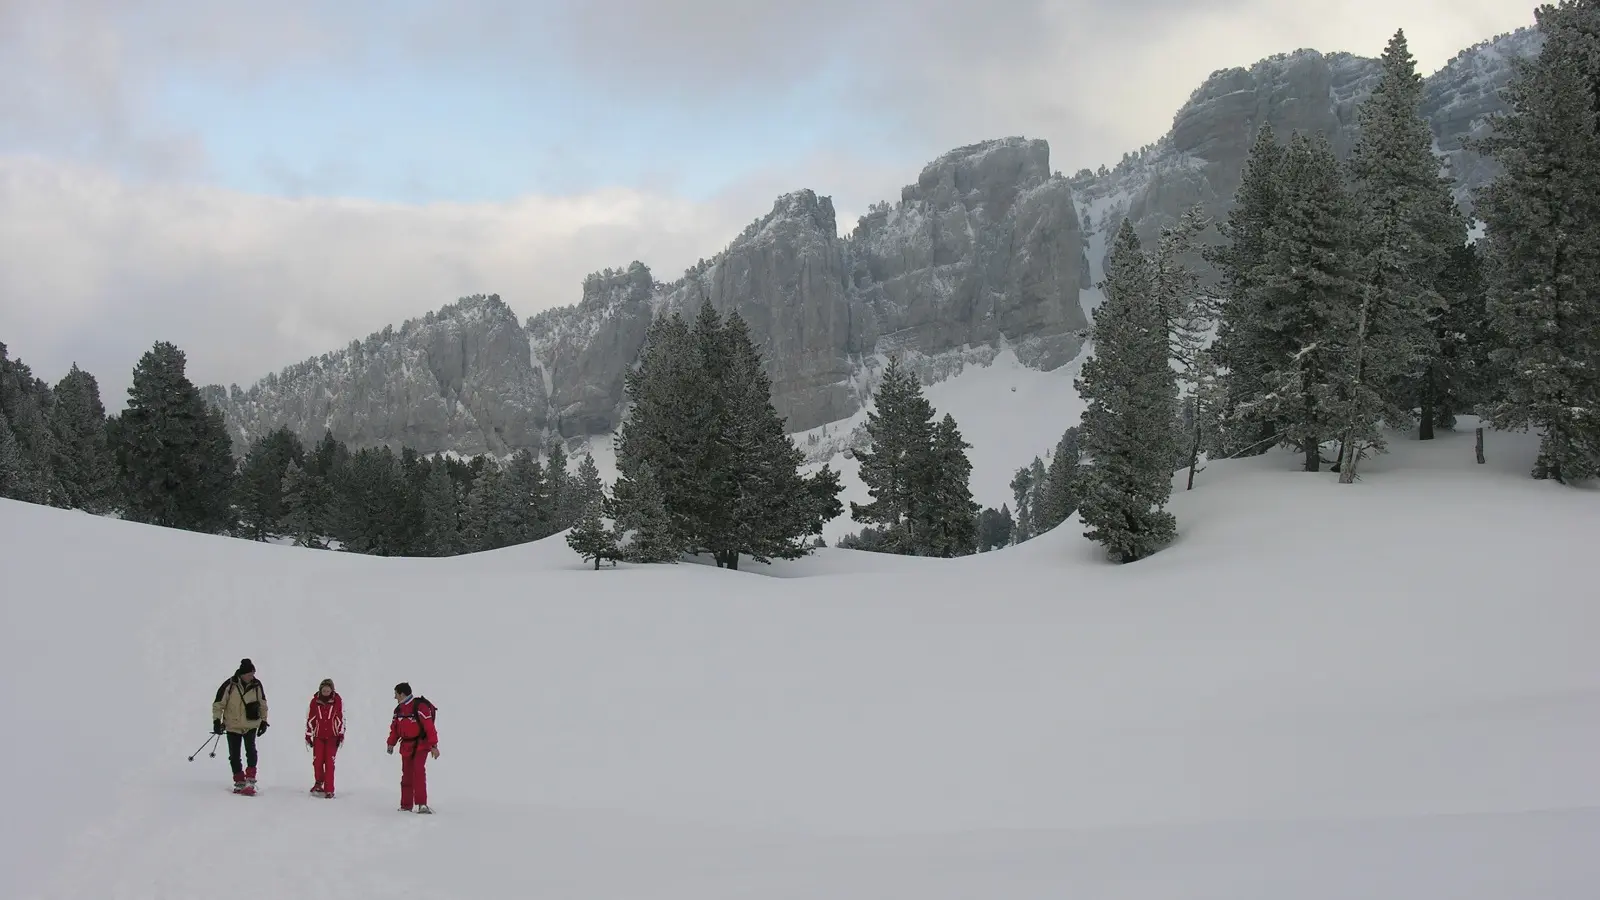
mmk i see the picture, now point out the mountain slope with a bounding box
[204,25,1541,461]
[5,423,1598,899]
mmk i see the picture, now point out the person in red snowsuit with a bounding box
[386,682,439,813]
[305,678,345,797]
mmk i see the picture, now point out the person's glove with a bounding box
[212,719,224,735]
[336,735,344,748]
[305,735,313,748]
[257,721,269,736]
[430,746,440,760]
[386,744,395,755]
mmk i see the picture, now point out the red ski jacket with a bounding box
[306,692,345,743]
[387,696,438,751]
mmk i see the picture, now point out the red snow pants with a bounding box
[399,743,429,808]
[312,739,338,792]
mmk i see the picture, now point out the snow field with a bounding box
[2,421,1598,899]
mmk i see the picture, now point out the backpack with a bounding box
[397,695,438,737]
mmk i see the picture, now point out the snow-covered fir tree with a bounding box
[976,504,1014,551]
[1206,125,1290,457]
[1251,133,1368,473]
[545,439,576,531]
[112,341,235,532]
[279,461,327,548]
[1427,243,1494,431]
[606,302,840,568]
[1034,426,1082,532]
[1008,461,1038,544]
[607,464,677,563]
[1344,28,1469,470]
[566,491,620,568]
[851,355,935,552]
[1472,0,1600,482]
[0,411,21,499]
[503,449,550,543]
[0,343,59,504]
[916,413,980,557]
[570,453,605,515]
[47,363,116,512]
[419,458,463,556]
[237,427,304,541]
[1073,220,1180,562]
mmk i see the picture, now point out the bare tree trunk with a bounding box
[1419,365,1436,441]
[1475,427,1485,464]
[1340,292,1371,485]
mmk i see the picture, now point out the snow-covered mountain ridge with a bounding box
[204,26,1541,466]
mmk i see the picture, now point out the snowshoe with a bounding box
[310,782,324,794]
[322,790,335,799]
[415,805,433,814]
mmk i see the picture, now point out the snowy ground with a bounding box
[4,422,1599,899]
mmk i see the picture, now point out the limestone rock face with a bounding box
[207,27,1539,456]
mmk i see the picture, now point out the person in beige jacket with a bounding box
[211,658,269,793]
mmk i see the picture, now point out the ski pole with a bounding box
[188,733,221,762]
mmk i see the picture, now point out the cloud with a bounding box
[0,155,764,405]
[0,0,1539,405]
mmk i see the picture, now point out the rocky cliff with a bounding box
[206,26,1539,458]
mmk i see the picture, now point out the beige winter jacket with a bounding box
[212,676,269,734]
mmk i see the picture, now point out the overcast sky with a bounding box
[0,0,1532,404]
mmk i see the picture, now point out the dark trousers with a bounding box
[227,730,258,776]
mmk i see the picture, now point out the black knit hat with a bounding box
[394,682,411,696]
[237,658,256,675]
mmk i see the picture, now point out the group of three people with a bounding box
[211,658,441,813]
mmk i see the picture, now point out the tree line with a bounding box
[1,339,604,556]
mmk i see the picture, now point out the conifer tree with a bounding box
[1251,133,1367,473]
[462,462,508,552]
[916,413,979,556]
[1473,0,1600,482]
[47,364,115,512]
[851,355,936,553]
[571,453,605,514]
[1207,126,1290,456]
[1345,28,1468,466]
[113,341,235,532]
[1074,220,1180,562]
[608,465,677,563]
[504,448,550,542]
[280,461,327,548]
[0,344,58,504]
[1033,426,1082,531]
[976,504,1014,551]
[236,427,305,540]
[1008,462,1036,544]
[546,439,574,530]
[1426,243,1493,430]
[419,458,463,556]
[0,411,20,499]
[566,494,620,568]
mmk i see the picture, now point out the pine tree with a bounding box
[1346,28,1468,465]
[1074,220,1180,562]
[280,461,328,548]
[461,462,508,552]
[546,439,575,531]
[571,453,605,514]
[976,504,1014,551]
[503,449,550,543]
[1008,462,1036,544]
[850,355,936,553]
[112,341,235,532]
[419,458,463,556]
[1473,0,1600,482]
[0,411,20,499]
[612,312,698,550]
[609,465,677,563]
[714,310,841,567]
[1206,126,1290,456]
[916,413,980,556]
[566,493,620,569]
[236,427,305,540]
[1427,243,1494,430]
[1033,427,1082,531]
[0,344,58,504]
[1251,133,1368,473]
[47,364,115,512]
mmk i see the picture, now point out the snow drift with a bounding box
[2,422,1598,900]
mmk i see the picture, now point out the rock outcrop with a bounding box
[206,26,1539,457]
